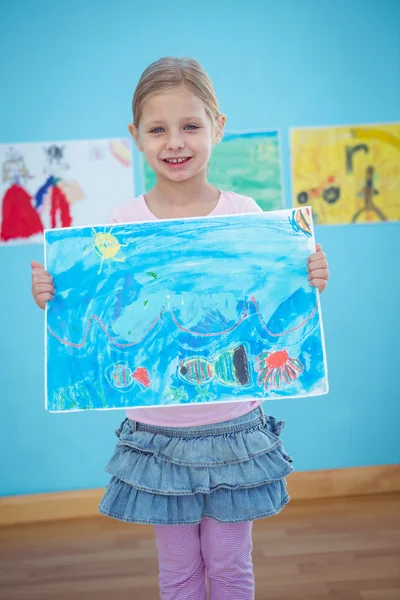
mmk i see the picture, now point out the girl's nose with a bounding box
[166,134,185,151]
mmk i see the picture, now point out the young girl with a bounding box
[31,57,329,600]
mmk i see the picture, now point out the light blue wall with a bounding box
[1,0,399,496]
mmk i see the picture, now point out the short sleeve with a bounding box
[245,197,263,213]
[108,207,123,223]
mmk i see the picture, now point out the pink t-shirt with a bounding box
[109,190,262,427]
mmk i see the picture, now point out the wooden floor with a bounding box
[0,494,399,599]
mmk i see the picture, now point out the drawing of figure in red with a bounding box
[35,145,72,229]
[0,148,44,242]
[35,144,85,230]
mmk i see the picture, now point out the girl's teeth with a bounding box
[166,158,188,163]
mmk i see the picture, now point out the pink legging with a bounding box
[154,518,254,600]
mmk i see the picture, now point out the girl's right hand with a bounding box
[31,260,55,309]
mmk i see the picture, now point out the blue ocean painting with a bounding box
[44,207,328,412]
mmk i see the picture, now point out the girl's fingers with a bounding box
[32,267,51,277]
[35,292,54,309]
[308,248,329,294]
[32,283,55,296]
[31,261,52,281]
[308,258,328,272]
[31,260,45,270]
[308,250,326,263]
[31,261,54,309]
[308,269,329,281]
[310,278,327,293]
[32,273,53,284]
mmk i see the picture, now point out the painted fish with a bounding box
[178,345,250,387]
[289,207,312,237]
[255,350,303,390]
[109,363,150,390]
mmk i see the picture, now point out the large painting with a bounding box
[0,138,133,245]
[291,123,400,225]
[45,208,328,412]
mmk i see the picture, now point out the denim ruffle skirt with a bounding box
[99,406,294,525]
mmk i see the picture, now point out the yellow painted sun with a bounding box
[84,227,127,274]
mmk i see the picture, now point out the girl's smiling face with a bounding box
[130,86,224,184]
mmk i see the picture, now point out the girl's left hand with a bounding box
[308,243,329,293]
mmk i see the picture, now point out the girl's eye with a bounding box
[150,127,164,134]
[184,124,199,130]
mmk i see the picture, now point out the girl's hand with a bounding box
[31,260,55,309]
[308,244,329,293]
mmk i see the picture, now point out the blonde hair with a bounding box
[132,57,221,128]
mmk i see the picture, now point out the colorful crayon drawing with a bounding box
[288,207,312,237]
[109,139,132,167]
[255,350,303,390]
[107,364,150,391]
[0,138,134,245]
[178,345,250,387]
[291,123,400,225]
[83,227,127,274]
[0,147,43,242]
[141,130,284,211]
[45,208,328,412]
[34,145,73,230]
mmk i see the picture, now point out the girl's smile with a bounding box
[162,156,193,168]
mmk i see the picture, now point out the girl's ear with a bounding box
[214,114,226,144]
[128,123,144,152]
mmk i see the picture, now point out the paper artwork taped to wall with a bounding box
[291,123,400,225]
[44,208,328,412]
[142,130,284,211]
[0,138,133,245]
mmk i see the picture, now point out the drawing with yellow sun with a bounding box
[84,227,127,274]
